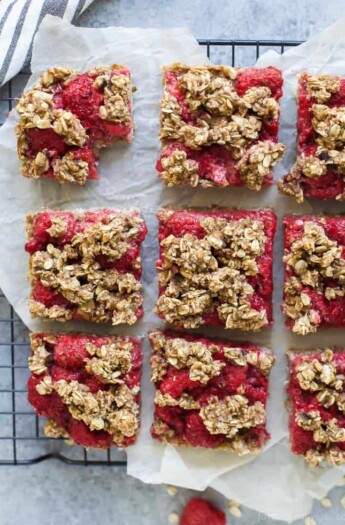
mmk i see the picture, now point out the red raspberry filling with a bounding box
[28,334,143,449]
[180,498,226,525]
[26,128,68,156]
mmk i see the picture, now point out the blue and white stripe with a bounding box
[0,0,94,87]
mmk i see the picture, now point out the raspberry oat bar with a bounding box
[16,65,134,184]
[28,333,142,448]
[283,216,345,335]
[25,209,147,324]
[155,208,277,331]
[157,63,285,190]
[288,347,345,466]
[149,330,274,453]
[279,73,345,202]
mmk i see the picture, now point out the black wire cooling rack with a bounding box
[0,39,302,466]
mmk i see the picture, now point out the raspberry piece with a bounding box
[180,498,226,525]
[160,369,203,398]
[57,74,103,131]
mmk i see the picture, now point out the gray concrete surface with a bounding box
[2,1,345,524]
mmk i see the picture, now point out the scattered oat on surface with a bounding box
[229,501,242,518]
[165,485,178,496]
[168,512,179,523]
[321,497,332,508]
[304,517,317,525]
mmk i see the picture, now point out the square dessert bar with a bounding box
[155,208,277,331]
[149,330,274,453]
[16,65,134,184]
[28,333,143,448]
[279,73,345,202]
[25,208,147,324]
[157,63,285,190]
[288,347,345,466]
[283,216,345,335]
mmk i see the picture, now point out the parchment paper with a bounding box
[0,14,345,522]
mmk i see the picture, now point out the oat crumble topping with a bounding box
[199,395,266,439]
[155,391,201,410]
[150,331,224,383]
[156,212,271,331]
[306,75,341,103]
[283,220,345,335]
[93,70,132,124]
[52,152,89,184]
[44,419,70,439]
[85,341,133,384]
[160,150,200,187]
[26,210,145,324]
[55,380,139,438]
[237,141,285,191]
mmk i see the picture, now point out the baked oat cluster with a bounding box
[16,65,134,184]
[28,333,143,448]
[25,209,147,324]
[283,216,345,335]
[157,63,285,190]
[149,330,274,453]
[279,73,345,201]
[155,208,276,331]
[288,348,345,466]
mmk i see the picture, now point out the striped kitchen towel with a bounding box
[0,0,96,87]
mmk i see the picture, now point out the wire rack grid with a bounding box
[0,38,301,466]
